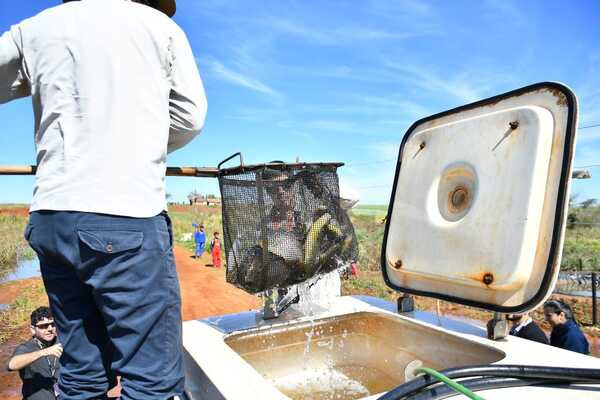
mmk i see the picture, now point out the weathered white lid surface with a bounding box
[382,82,578,312]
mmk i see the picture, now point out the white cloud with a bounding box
[201,57,280,98]
[264,18,432,46]
[383,60,512,104]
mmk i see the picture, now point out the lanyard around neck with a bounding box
[35,338,58,379]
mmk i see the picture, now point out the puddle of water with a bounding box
[1,258,40,283]
[0,304,9,311]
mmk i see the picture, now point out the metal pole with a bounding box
[0,165,219,177]
[592,272,597,326]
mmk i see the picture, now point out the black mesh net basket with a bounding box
[217,159,358,293]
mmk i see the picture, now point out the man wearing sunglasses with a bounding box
[7,307,62,400]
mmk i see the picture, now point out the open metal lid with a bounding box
[381,82,578,313]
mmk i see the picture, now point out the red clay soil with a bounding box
[0,245,258,399]
[174,245,260,321]
[169,203,221,215]
[0,278,41,305]
[0,207,29,217]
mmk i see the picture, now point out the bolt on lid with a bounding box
[381,82,578,313]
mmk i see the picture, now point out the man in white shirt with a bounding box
[0,0,207,398]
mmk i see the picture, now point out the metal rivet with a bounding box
[394,260,403,270]
[451,187,468,209]
[483,273,494,285]
[419,142,426,150]
[509,121,519,130]
[106,243,113,253]
[448,186,470,213]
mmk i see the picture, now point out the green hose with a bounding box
[416,367,486,400]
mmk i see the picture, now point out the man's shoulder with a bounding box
[17,3,66,26]
[523,321,544,332]
[12,338,37,356]
[520,322,548,340]
[16,1,183,33]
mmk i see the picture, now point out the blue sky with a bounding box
[1,0,599,205]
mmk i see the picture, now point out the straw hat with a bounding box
[62,0,176,18]
[155,0,176,17]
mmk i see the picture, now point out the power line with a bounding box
[580,123,600,130]
[575,164,600,169]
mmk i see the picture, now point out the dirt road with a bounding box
[175,246,260,320]
[0,245,259,399]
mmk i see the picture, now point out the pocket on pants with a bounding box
[77,230,143,254]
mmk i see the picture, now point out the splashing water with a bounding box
[297,268,342,313]
[272,366,371,400]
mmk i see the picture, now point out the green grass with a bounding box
[169,208,222,254]
[342,272,395,300]
[0,214,35,279]
[0,280,47,344]
[350,213,385,271]
[563,205,600,270]
[562,229,600,269]
[350,204,388,217]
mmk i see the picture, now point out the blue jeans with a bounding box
[195,242,204,257]
[25,211,184,400]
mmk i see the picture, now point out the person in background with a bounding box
[0,0,207,398]
[194,224,206,259]
[506,312,548,345]
[544,299,589,354]
[211,232,222,268]
[7,307,63,400]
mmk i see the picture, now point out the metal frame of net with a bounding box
[218,161,358,293]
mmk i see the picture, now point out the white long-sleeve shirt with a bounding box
[0,0,207,217]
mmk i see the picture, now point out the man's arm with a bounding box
[7,343,62,371]
[0,27,30,104]
[167,25,207,154]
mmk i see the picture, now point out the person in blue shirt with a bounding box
[194,224,206,259]
[543,299,589,354]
